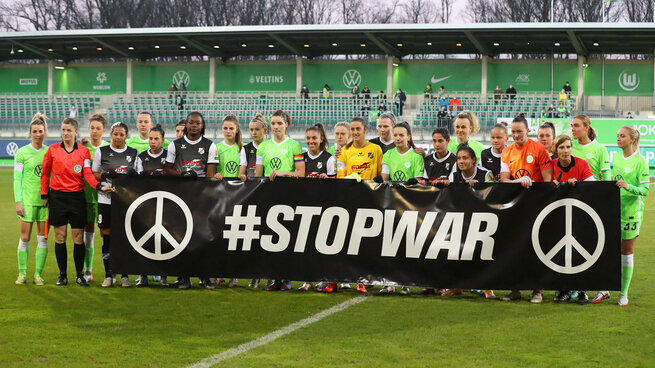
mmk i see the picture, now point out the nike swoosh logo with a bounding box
[431,75,452,84]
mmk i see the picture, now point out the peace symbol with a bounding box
[531,198,605,274]
[270,157,282,170]
[124,191,193,261]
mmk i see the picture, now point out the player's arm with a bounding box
[324,156,337,179]
[14,151,25,216]
[540,166,553,182]
[40,147,53,202]
[499,160,512,182]
[293,152,305,178]
[238,147,247,180]
[134,157,144,174]
[92,149,103,180]
[624,161,650,196]
[336,153,347,178]
[539,149,553,182]
[81,151,102,190]
[207,143,219,178]
[163,143,181,176]
[600,147,612,181]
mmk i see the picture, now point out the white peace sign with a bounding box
[532,198,604,274]
[125,191,193,261]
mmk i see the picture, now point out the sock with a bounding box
[73,243,85,277]
[17,240,29,274]
[84,232,94,271]
[55,242,67,275]
[621,254,634,297]
[102,235,111,278]
[35,235,48,276]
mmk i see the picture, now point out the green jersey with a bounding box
[216,141,241,177]
[447,138,486,165]
[126,135,171,154]
[612,151,650,222]
[256,137,303,176]
[328,145,336,156]
[14,144,48,206]
[382,147,424,181]
[83,140,109,204]
[571,139,611,180]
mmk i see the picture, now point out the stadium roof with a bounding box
[0,23,654,61]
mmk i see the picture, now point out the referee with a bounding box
[40,118,111,287]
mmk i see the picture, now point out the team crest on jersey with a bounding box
[368,152,374,159]
[198,147,205,155]
[526,155,534,164]
[404,161,411,168]
[586,152,593,159]
[317,162,323,169]
[281,149,288,155]
[625,166,632,173]
[74,164,82,173]
[445,163,450,170]
[161,158,166,164]
[126,156,132,162]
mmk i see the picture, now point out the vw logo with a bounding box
[514,168,530,179]
[270,157,282,170]
[125,191,193,261]
[614,174,624,181]
[6,142,18,156]
[618,71,640,92]
[531,198,605,274]
[226,161,238,174]
[342,69,362,89]
[392,171,407,181]
[33,164,42,177]
[173,70,190,87]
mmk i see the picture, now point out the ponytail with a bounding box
[394,122,415,149]
[29,112,47,136]
[573,114,596,141]
[150,123,165,139]
[306,123,329,152]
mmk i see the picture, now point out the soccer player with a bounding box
[571,115,611,181]
[369,113,395,153]
[550,135,594,304]
[165,112,218,289]
[239,113,268,182]
[126,112,171,154]
[92,122,138,288]
[175,119,186,139]
[500,115,553,303]
[300,123,336,292]
[381,122,424,184]
[215,115,242,180]
[255,110,304,291]
[40,118,111,287]
[597,126,649,306]
[81,114,109,282]
[424,127,457,186]
[447,111,486,164]
[14,113,49,285]
[480,123,508,181]
[538,122,557,159]
[134,124,168,287]
[337,117,383,293]
[328,122,351,158]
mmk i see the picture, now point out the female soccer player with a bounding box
[328,122,351,158]
[480,123,508,181]
[81,114,109,282]
[550,135,594,304]
[239,113,268,182]
[14,113,48,285]
[164,112,218,289]
[126,112,171,154]
[175,119,186,139]
[447,111,486,164]
[538,122,557,159]
[92,122,138,288]
[500,115,553,303]
[299,123,337,292]
[570,115,611,181]
[255,110,304,291]
[215,115,242,179]
[40,118,111,287]
[369,113,395,153]
[337,117,383,293]
[381,122,424,184]
[424,127,457,186]
[602,126,648,306]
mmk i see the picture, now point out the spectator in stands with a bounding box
[437,106,451,129]
[168,84,177,102]
[362,85,371,100]
[352,83,360,99]
[361,101,370,118]
[300,85,310,99]
[424,84,433,100]
[177,94,185,111]
[558,88,567,106]
[322,84,331,98]
[377,90,386,100]
[563,110,571,119]
[557,104,566,118]
[494,85,503,102]
[69,105,78,119]
[626,112,634,119]
[439,95,449,110]
[394,88,407,116]
[547,103,556,118]
[540,107,548,118]
[378,100,387,116]
[506,83,517,100]
[438,85,445,98]
[449,95,462,112]
[563,81,572,98]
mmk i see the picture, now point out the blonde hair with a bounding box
[454,110,480,134]
[29,112,47,136]
[620,125,640,150]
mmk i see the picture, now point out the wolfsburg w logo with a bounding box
[618,71,640,92]
[343,69,361,89]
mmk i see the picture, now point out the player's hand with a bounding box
[213,172,223,180]
[334,148,342,158]
[182,170,197,178]
[126,168,138,177]
[270,170,279,181]
[101,169,118,180]
[616,180,627,189]
[567,178,578,186]
[151,171,163,177]
[41,199,48,207]
[238,174,247,182]
[514,176,532,188]
[413,147,426,157]
[442,180,451,186]
[416,178,426,186]
[468,179,479,187]
[553,180,559,186]
[80,137,89,145]
[16,202,25,217]
[319,173,328,179]
[100,185,114,193]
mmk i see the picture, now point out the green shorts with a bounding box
[19,205,48,223]
[86,202,98,224]
[621,221,640,240]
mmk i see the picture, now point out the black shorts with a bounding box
[49,190,86,229]
[97,203,111,229]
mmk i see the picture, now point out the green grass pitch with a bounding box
[1,167,654,367]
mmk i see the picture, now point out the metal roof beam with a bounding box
[10,40,59,59]
[566,30,588,56]
[268,33,303,55]
[90,37,129,57]
[463,31,491,56]
[364,32,402,57]
[177,35,222,57]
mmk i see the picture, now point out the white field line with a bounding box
[186,296,368,368]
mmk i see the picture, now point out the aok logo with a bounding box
[618,71,640,92]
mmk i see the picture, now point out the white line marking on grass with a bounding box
[186,296,367,368]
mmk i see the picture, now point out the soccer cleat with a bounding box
[160,277,170,287]
[83,270,94,282]
[554,291,571,303]
[56,275,68,286]
[484,290,496,299]
[315,281,328,292]
[577,291,589,305]
[76,276,90,287]
[136,275,149,287]
[15,273,27,285]
[400,287,411,295]
[470,289,483,294]
[202,278,215,289]
[248,279,260,288]
[33,275,45,286]
[591,291,610,304]
[178,277,192,289]
[227,278,238,288]
[421,288,436,295]
[436,289,446,296]
[340,283,351,289]
[171,277,184,287]
[102,277,113,287]
[618,293,629,307]
[121,277,131,287]
[356,284,368,293]
[265,280,281,291]
[502,290,521,301]
[442,289,462,297]
[214,278,226,286]
[298,282,313,291]
[530,291,543,304]
[280,280,292,291]
[322,283,337,293]
[152,275,161,282]
[379,286,395,294]
[569,291,578,299]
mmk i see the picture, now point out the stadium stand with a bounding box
[0,93,99,126]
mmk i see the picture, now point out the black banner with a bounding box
[111,177,621,290]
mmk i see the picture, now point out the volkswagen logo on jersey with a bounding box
[392,171,407,181]
[270,157,282,170]
[198,147,205,155]
[74,164,82,173]
[226,161,238,174]
[33,164,42,176]
[515,168,530,178]
[614,174,624,181]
